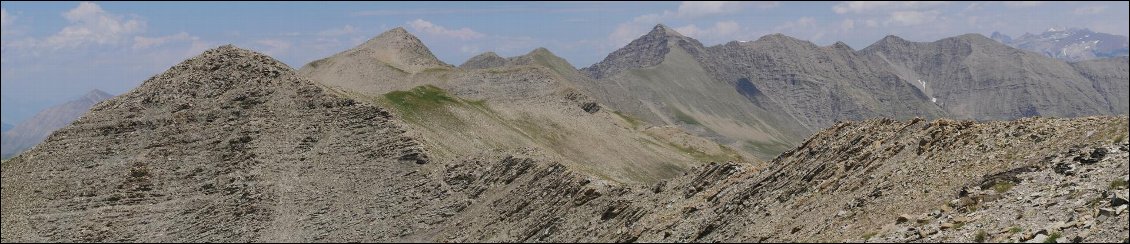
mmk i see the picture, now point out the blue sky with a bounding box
[2,1,1128,123]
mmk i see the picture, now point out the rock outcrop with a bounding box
[1,45,430,242]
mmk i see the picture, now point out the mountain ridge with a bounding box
[1,25,1127,243]
[1,89,113,159]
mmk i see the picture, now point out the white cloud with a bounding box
[886,10,940,26]
[675,21,741,42]
[841,19,856,31]
[254,39,292,56]
[318,25,357,36]
[459,45,480,54]
[133,32,196,49]
[1,8,11,29]
[1002,1,1043,8]
[608,13,663,46]
[773,17,818,33]
[673,1,745,17]
[407,19,484,41]
[44,2,146,49]
[1072,5,1106,15]
[833,1,948,14]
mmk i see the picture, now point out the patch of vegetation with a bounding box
[465,99,491,112]
[1044,232,1061,243]
[1112,179,1129,190]
[993,181,1014,194]
[383,85,457,115]
[742,140,792,158]
[953,222,965,229]
[862,232,878,241]
[421,67,451,73]
[612,110,644,129]
[974,230,987,243]
[1009,226,1022,234]
[671,108,702,126]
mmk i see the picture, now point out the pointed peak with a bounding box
[459,51,508,69]
[517,47,570,64]
[647,23,685,38]
[527,47,554,56]
[349,27,450,73]
[880,35,907,43]
[377,26,414,39]
[830,41,854,51]
[474,51,501,58]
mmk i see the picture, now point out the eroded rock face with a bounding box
[0,45,431,242]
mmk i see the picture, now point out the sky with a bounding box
[2,1,1128,123]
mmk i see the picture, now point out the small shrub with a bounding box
[1009,226,1022,234]
[862,232,878,241]
[974,230,987,243]
[1111,179,1129,190]
[1044,232,1061,243]
[993,181,1014,194]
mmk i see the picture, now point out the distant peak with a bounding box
[953,33,994,42]
[831,41,853,51]
[350,27,450,73]
[85,89,112,99]
[528,47,554,56]
[755,33,807,44]
[880,35,907,43]
[459,51,508,70]
[476,51,501,58]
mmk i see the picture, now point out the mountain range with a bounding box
[579,24,1127,160]
[992,28,1130,62]
[1,24,1127,242]
[1,90,112,159]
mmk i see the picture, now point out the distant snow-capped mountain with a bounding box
[991,28,1129,62]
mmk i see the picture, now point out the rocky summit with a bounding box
[1,24,1128,243]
